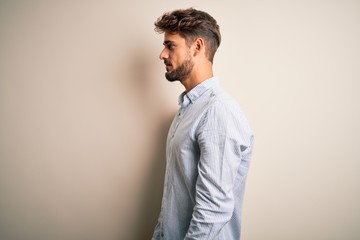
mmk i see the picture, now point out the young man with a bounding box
[152,8,254,240]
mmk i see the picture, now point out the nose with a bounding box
[159,47,168,60]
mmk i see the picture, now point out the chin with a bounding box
[165,73,179,82]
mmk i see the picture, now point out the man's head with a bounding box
[155,8,221,83]
[155,8,221,63]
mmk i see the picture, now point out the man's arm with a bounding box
[152,218,162,240]
[184,104,248,239]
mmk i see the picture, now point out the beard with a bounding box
[165,56,194,82]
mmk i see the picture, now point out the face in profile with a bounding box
[159,32,194,82]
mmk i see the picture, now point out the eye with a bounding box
[164,42,175,50]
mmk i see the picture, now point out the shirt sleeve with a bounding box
[152,218,161,240]
[184,103,247,239]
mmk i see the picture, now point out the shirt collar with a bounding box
[178,76,219,107]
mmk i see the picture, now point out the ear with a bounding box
[192,38,205,56]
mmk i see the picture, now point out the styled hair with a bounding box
[154,8,221,63]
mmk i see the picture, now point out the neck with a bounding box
[181,64,213,92]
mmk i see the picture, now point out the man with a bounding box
[152,8,254,240]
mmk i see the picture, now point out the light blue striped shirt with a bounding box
[153,77,254,240]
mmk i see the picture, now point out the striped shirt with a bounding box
[153,77,254,240]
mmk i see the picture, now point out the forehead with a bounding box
[163,32,186,44]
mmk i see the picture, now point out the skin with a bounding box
[159,32,214,92]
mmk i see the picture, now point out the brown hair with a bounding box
[154,8,221,63]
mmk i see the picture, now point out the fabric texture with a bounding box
[152,77,254,240]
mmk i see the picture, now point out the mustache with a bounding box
[164,59,172,65]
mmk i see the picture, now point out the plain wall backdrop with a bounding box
[0,1,359,239]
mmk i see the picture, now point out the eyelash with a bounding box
[166,44,174,50]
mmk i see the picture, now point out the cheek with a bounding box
[169,55,178,65]
[173,53,185,65]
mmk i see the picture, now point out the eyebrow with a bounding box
[163,40,175,45]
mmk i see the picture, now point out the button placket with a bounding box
[171,105,185,138]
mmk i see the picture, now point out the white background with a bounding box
[0,1,359,239]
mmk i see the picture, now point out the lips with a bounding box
[164,61,172,71]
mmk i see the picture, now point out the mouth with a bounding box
[164,60,172,71]
[165,64,172,72]
[165,65,172,71]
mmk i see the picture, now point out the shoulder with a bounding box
[196,87,250,130]
[206,86,245,118]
